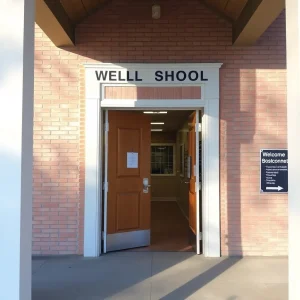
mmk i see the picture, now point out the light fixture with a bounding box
[144,111,168,114]
[152,4,161,19]
[151,122,165,125]
[151,129,163,132]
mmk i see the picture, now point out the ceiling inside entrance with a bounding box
[144,110,194,132]
[151,111,193,132]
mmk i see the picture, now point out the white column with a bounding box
[202,98,220,258]
[84,98,102,257]
[286,1,300,300]
[0,1,35,299]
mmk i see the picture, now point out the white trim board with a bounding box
[83,63,221,258]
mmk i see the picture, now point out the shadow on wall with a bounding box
[32,141,81,255]
[221,67,287,256]
[33,53,82,255]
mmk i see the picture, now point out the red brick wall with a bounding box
[104,86,201,99]
[33,0,287,255]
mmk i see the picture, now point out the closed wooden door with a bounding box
[105,111,151,252]
[188,112,197,250]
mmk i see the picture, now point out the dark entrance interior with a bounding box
[130,110,197,252]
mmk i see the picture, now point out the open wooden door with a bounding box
[188,111,201,254]
[104,111,151,252]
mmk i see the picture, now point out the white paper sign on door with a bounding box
[127,152,138,168]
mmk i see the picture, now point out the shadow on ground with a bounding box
[32,252,287,300]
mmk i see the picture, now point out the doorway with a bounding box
[102,110,202,254]
[83,63,221,258]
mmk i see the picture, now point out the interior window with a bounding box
[151,144,175,175]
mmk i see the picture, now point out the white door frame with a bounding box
[195,109,201,254]
[83,63,222,257]
[102,108,201,254]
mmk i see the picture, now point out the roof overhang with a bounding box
[233,0,285,46]
[35,0,285,47]
[35,0,75,47]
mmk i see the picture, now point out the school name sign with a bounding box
[84,63,222,100]
[95,69,209,83]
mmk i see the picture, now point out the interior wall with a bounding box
[151,117,193,220]
[151,132,178,200]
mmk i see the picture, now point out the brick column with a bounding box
[0,0,35,299]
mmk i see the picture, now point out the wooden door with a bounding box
[105,111,151,252]
[188,112,197,250]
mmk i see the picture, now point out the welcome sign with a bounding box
[260,149,288,193]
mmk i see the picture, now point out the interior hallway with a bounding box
[32,253,288,300]
[151,201,192,252]
[129,201,192,252]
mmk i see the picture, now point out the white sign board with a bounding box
[127,152,138,168]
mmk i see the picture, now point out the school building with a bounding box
[1,0,300,299]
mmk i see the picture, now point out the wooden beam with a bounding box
[60,0,87,23]
[35,0,75,47]
[201,0,234,23]
[232,0,285,46]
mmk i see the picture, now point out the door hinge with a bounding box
[103,182,108,191]
[199,232,203,240]
[105,123,109,132]
[195,123,202,132]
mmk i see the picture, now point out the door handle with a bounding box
[143,178,150,193]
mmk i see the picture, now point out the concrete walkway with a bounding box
[32,252,287,300]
